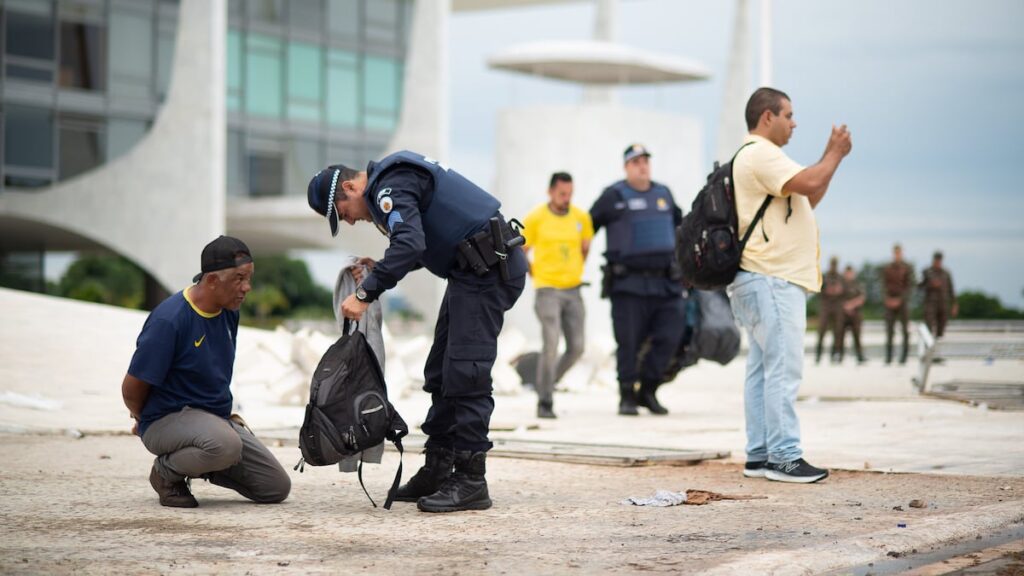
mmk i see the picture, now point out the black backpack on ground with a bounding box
[677,142,772,290]
[295,320,408,509]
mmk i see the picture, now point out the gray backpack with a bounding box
[295,321,408,509]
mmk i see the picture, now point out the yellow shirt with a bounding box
[522,203,594,289]
[734,134,821,293]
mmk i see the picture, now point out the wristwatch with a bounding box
[355,286,368,302]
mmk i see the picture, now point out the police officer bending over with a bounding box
[307,151,526,513]
[590,144,685,416]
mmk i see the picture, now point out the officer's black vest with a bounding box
[605,181,677,259]
[364,151,501,277]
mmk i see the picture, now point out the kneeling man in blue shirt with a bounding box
[121,236,290,508]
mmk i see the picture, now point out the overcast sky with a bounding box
[447,0,1024,306]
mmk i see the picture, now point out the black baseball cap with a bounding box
[307,164,352,237]
[193,236,253,283]
[624,143,651,163]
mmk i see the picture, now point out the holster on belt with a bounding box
[455,216,525,280]
[600,263,628,299]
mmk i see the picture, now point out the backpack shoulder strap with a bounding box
[731,140,755,162]
[731,140,773,249]
[383,437,404,510]
[739,196,774,249]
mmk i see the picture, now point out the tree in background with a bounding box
[52,253,333,323]
[956,291,1024,320]
[239,255,332,320]
[57,255,146,309]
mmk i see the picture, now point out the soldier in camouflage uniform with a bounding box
[816,257,845,364]
[881,244,914,364]
[837,265,867,364]
[920,251,957,338]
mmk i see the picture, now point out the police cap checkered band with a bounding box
[308,165,348,237]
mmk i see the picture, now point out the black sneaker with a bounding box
[743,461,768,478]
[766,458,829,483]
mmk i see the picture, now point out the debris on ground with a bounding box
[622,490,686,507]
[621,489,766,507]
[684,490,767,505]
[909,499,927,508]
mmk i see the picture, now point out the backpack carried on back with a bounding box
[677,143,772,290]
[295,320,408,509]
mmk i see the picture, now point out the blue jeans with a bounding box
[728,271,807,464]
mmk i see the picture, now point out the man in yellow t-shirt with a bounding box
[727,87,851,484]
[522,172,594,419]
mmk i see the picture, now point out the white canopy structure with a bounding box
[487,39,711,85]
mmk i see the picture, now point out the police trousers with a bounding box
[610,291,686,386]
[421,248,526,453]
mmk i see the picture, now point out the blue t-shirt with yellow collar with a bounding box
[129,287,239,436]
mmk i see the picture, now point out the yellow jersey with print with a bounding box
[734,134,821,293]
[522,203,594,289]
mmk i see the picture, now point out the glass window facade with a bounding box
[109,8,153,100]
[59,21,106,91]
[228,0,411,198]
[245,34,283,118]
[1,0,410,199]
[227,30,243,111]
[326,48,359,127]
[4,9,56,83]
[286,41,321,122]
[59,116,105,180]
[4,105,54,172]
[1,0,179,191]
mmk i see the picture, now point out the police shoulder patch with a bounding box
[379,195,394,213]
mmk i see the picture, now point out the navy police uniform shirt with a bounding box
[590,180,684,297]
[358,151,503,301]
[128,288,238,436]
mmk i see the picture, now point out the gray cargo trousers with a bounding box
[533,287,586,405]
[142,406,290,504]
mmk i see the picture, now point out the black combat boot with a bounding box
[417,451,492,513]
[637,381,668,415]
[149,465,198,508]
[392,445,454,502]
[618,381,639,416]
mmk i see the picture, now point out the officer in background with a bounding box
[816,256,844,364]
[921,251,958,338]
[522,172,593,419]
[881,243,914,364]
[837,264,867,364]
[590,144,684,416]
[307,151,526,513]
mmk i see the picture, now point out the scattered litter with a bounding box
[1000,486,1012,491]
[908,499,926,508]
[622,489,766,507]
[897,523,907,528]
[892,505,903,511]
[683,490,766,506]
[622,490,686,507]
[99,455,111,460]
[64,428,83,439]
